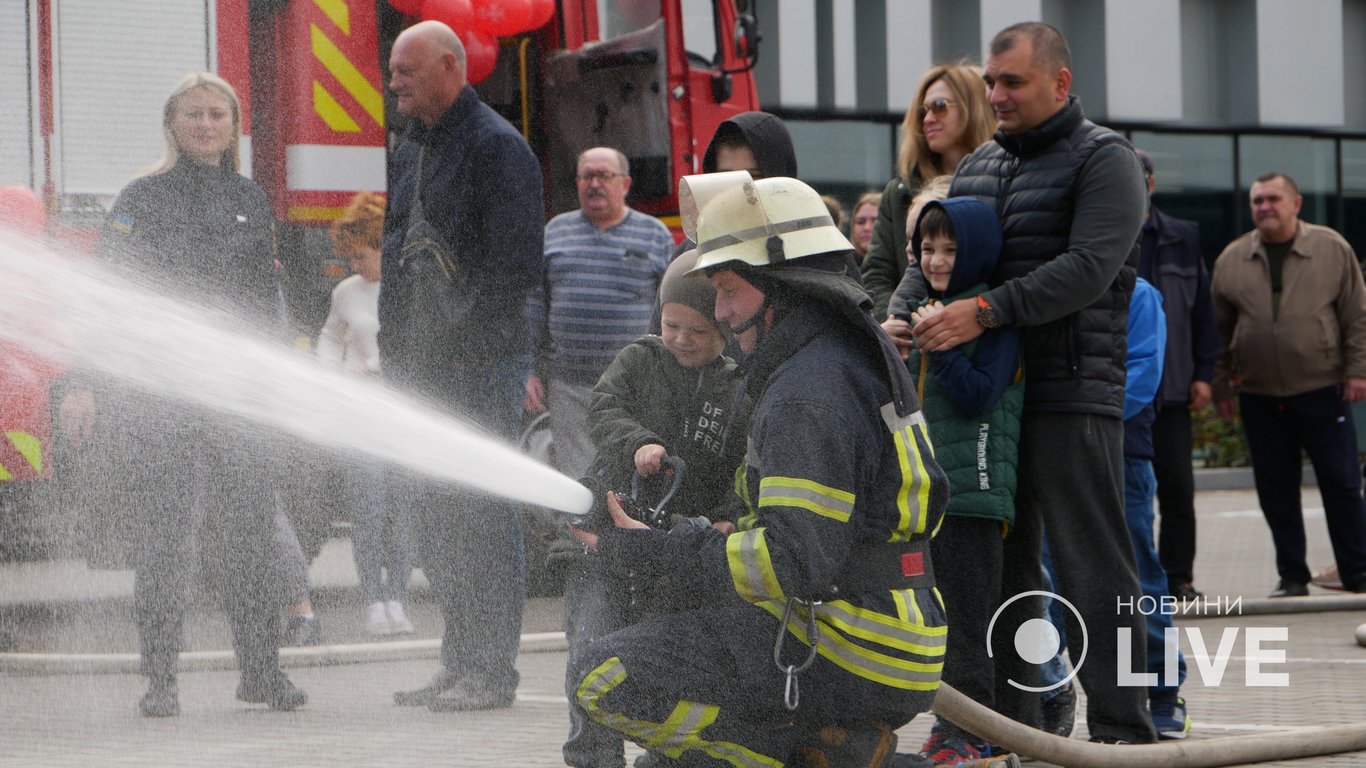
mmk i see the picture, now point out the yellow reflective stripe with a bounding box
[312,0,349,34]
[734,460,755,518]
[814,599,947,656]
[575,657,782,767]
[5,431,43,475]
[759,602,944,691]
[726,528,784,603]
[882,404,932,541]
[310,23,385,127]
[758,476,854,522]
[0,462,11,482]
[312,81,361,133]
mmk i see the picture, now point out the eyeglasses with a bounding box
[576,171,624,184]
[916,97,956,121]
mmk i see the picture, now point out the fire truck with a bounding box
[0,0,760,560]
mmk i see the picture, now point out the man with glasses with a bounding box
[525,146,673,480]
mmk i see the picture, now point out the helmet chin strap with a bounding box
[729,294,773,348]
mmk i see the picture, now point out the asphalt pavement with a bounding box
[3,485,1366,767]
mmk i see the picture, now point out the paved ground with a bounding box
[3,486,1366,767]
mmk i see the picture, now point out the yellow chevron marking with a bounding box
[310,23,384,128]
[313,81,361,133]
[312,0,350,35]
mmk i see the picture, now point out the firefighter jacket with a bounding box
[599,300,950,693]
[586,335,749,522]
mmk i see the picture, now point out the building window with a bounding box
[1342,140,1366,260]
[1130,131,1236,262]
[1237,135,1338,232]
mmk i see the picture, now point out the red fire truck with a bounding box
[0,0,759,559]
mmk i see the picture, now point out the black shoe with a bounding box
[283,614,323,646]
[394,668,461,707]
[1087,736,1133,745]
[1040,683,1076,738]
[138,680,179,718]
[426,676,516,712]
[236,674,308,711]
[1171,582,1203,602]
[1268,580,1309,598]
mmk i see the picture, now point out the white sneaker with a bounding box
[386,600,414,634]
[366,601,392,636]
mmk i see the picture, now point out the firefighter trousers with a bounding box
[567,602,937,768]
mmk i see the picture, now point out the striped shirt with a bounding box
[527,209,674,385]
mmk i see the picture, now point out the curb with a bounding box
[1178,593,1366,618]
[0,631,569,676]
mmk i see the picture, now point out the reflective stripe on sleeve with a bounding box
[725,528,785,603]
[757,476,855,523]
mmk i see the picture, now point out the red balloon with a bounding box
[526,0,555,29]
[388,0,424,15]
[0,185,46,238]
[473,0,534,36]
[461,28,500,84]
[421,0,473,31]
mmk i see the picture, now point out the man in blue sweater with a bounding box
[524,146,675,479]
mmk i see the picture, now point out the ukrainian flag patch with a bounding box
[111,213,133,233]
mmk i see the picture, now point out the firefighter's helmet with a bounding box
[679,171,851,273]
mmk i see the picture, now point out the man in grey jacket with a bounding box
[1212,171,1366,598]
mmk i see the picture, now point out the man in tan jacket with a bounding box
[1212,171,1366,598]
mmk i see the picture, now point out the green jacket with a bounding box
[860,173,924,320]
[587,336,749,521]
[907,286,1023,525]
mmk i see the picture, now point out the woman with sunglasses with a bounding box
[861,62,996,319]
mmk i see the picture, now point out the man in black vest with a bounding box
[913,22,1156,744]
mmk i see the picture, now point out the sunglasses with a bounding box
[916,97,956,121]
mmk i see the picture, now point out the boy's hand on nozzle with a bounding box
[567,491,650,551]
[634,443,669,476]
[524,374,547,414]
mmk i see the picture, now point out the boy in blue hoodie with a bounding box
[901,198,1024,766]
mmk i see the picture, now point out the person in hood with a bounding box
[700,111,798,179]
[566,171,954,767]
[900,198,1024,765]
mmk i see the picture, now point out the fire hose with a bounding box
[931,681,1366,767]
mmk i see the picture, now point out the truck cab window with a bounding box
[597,0,662,40]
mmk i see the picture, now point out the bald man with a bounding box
[379,20,545,713]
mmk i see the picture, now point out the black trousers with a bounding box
[1240,387,1366,589]
[567,599,941,767]
[930,515,1004,728]
[993,412,1156,744]
[1151,405,1197,588]
[133,439,283,686]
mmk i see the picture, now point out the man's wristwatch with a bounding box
[975,295,1000,329]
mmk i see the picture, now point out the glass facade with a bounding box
[782,118,1366,262]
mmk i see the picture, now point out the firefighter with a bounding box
[567,171,950,767]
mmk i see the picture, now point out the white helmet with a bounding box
[679,171,851,273]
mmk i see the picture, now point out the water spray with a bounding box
[0,230,592,516]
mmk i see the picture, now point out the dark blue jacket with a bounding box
[378,86,544,390]
[1139,206,1218,406]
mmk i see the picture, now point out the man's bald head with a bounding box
[389,21,468,126]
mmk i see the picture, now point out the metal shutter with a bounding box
[0,0,35,187]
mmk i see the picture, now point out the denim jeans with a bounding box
[1123,457,1187,697]
[348,460,413,603]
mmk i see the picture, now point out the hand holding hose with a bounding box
[568,491,650,551]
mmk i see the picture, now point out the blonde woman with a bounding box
[92,72,306,717]
[861,63,996,318]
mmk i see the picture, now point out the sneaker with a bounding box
[366,601,391,636]
[1039,683,1076,738]
[1086,736,1133,745]
[283,614,323,646]
[386,600,415,634]
[138,680,179,718]
[919,722,990,766]
[1311,564,1344,591]
[1150,695,1192,740]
